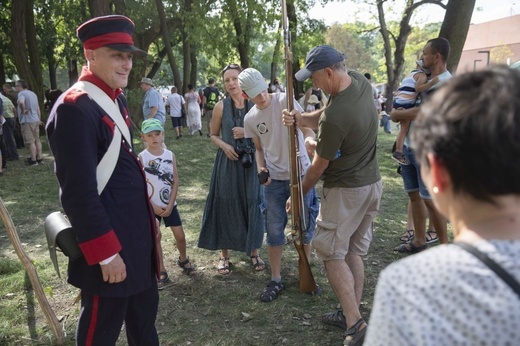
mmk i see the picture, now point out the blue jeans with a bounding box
[401,146,431,199]
[261,179,319,246]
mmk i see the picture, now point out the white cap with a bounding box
[238,68,268,98]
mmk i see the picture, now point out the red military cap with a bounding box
[76,15,147,55]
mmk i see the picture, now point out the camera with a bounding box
[236,145,254,168]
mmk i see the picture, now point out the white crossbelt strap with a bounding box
[72,81,133,194]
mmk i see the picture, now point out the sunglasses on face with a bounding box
[221,64,242,75]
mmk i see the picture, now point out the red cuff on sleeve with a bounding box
[78,230,122,265]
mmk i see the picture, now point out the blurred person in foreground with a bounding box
[365,65,520,345]
[46,15,159,345]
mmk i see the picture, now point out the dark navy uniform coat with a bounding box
[47,68,158,297]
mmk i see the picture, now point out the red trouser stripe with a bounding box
[86,295,99,346]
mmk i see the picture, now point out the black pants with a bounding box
[76,281,159,346]
[0,134,6,169]
[2,118,19,159]
[14,119,24,148]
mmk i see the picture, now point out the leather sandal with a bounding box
[157,271,173,290]
[260,280,284,302]
[217,257,230,275]
[250,255,266,271]
[394,241,428,254]
[321,308,347,330]
[399,229,414,243]
[343,318,367,346]
[177,256,195,275]
[425,230,439,244]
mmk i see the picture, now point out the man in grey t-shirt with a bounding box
[140,77,165,124]
[16,79,42,165]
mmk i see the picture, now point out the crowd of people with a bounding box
[1,13,517,346]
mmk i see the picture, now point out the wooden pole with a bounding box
[0,198,65,345]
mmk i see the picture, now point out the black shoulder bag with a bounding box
[455,242,520,299]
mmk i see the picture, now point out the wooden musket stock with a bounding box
[282,0,317,293]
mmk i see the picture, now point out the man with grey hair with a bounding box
[285,45,382,345]
[16,79,42,165]
[140,77,166,124]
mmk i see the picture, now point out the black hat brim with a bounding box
[106,44,147,56]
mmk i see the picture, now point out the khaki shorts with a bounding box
[312,180,382,260]
[21,122,40,144]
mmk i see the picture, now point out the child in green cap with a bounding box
[139,119,194,288]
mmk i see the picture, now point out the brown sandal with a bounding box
[250,255,266,271]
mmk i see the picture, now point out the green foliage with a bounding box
[325,23,378,74]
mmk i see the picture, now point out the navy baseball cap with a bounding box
[295,45,346,82]
[77,15,147,56]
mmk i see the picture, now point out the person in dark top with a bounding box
[46,15,160,345]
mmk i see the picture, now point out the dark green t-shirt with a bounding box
[316,70,381,188]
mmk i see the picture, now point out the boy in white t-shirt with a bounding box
[239,68,319,303]
[139,119,194,289]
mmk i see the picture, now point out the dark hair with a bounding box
[187,83,194,90]
[16,79,28,89]
[413,65,520,203]
[426,37,450,62]
[208,78,215,84]
[363,73,371,80]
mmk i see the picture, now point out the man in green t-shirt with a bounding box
[286,45,382,346]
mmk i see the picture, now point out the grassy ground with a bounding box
[0,119,436,345]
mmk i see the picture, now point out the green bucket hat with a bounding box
[141,118,163,133]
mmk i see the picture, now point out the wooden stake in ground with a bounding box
[0,198,65,345]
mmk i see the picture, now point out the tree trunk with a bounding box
[287,0,300,96]
[47,53,58,90]
[271,20,282,83]
[68,59,79,87]
[190,44,198,86]
[112,0,126,14]
[155,0,179,86]
[439,0,476,73]
[377,0,447,112]
[0,49,5,86]
[377,0,395,112]
[182,31,190,94]
[148,48,167,80]
[227,0,251,68]
[180,0,194,93]
[88,0,111,17]
[11,0,44,104]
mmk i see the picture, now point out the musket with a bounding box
[281,0,318,294]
